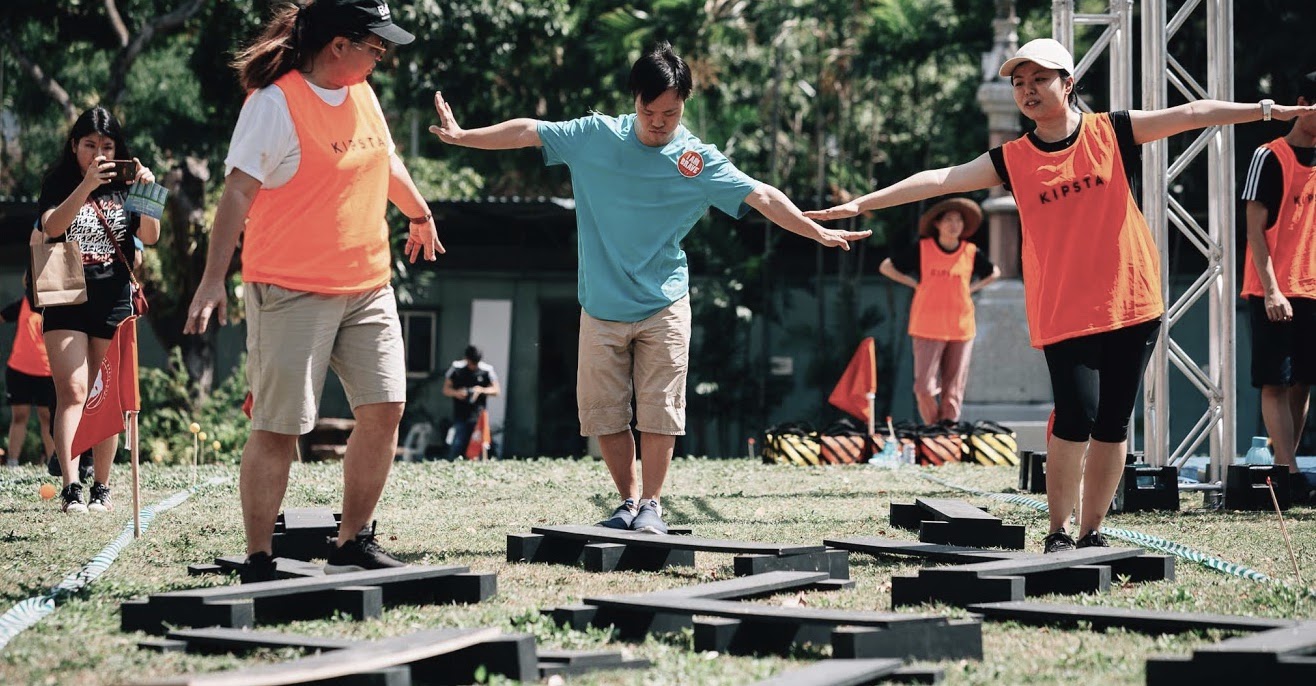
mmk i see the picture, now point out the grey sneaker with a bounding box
[88,482,113,512]
[596,498,638,529]
[631,499,667,535]
[61,483,88,514]
[1043,530,1076,554]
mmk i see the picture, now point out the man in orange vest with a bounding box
[1,289,56,467]
[1240,71,1316,504]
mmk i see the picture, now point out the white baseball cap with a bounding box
[998,38,1076,78]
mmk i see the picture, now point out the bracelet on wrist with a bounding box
[408,213,433,225]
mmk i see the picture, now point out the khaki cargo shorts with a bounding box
[245,283,406,435]
[577,296,691,436]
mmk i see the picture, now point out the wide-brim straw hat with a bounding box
[918,197,983,239]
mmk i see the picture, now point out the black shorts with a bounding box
[1248,296,1316,388]
[1043,319,1161,444]
[5,365,56,409]
[41,275,132,340]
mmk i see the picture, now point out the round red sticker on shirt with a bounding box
[677,150,704,178]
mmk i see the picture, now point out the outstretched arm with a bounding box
[428,91,541,149]
[745,184,871,250]
[803,152,1002,221]
[1128,100,1316,145]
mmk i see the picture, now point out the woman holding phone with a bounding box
[37,106,158,513]
[807,38,1316,552]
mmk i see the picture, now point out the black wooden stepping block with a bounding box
[1018,451,1046,493]
[1224,464,1292,511]
[271,508,343,560]
[122,565,496,635]
[138,626,645,681]
[1145,620,1316,683]
[889,499,1025,549]
[750,658,903,685]
[825,537,1026,564]
[509,524,848,578]
[966,600,1296,634]
[546,571,980,662]
[132,626,537,686]
[188,555,326,580]
[1113,465,1179,512]
[890,547,1174,608]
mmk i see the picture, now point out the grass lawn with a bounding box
[0,458,1312,685]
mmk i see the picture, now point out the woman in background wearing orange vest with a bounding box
[1240,71,1316,505]
[808,38,1316,552]
[183,0,441,581]
[1,288,56,467]
[879,197,999,424]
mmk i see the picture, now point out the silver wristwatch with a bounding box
[1260,99,1274,122]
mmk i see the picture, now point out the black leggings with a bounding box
[1043,319,1161,443]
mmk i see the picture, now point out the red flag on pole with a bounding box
[464,409,490,460]
[828,337,878,423]
[72,318,139,456]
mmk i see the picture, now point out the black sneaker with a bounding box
[61,482,88,514]
[240,551,279,584]
[87,482,112,512]
[630,499,668,535]
[325,530,406,573]
[1076,531,1109,548]
[596,498,638,529]
[1043,531,1076,554]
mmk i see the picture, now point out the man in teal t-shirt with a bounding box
[430,42,869,533]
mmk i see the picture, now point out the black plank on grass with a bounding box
[585,595,947,628]
[646,571,831,599]
[531,525,825,555]
[914,498,997,522]
[966,601,1296,634]
[160,627,355,654]
[156,565,468,601]
[213,555,325,580]
[919,547,1143,579]
[749,658,903,686]
[1146,621,1316,683]
[823,537,1023,563]
[537,649,651,678]
[135,627,503,686]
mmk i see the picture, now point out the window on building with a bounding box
[399,310,437,378]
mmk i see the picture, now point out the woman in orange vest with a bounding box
[1,290,56,467]
[808,38,1316,552]
[183,0,440,581]
[879,197,999,424]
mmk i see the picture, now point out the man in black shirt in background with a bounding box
[443,345,500,459]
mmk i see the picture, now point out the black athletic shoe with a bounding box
[61,482,88,514]
[87,482,112,512]
[1043,531,1076,554]
[1076,531,1109,548]
[596,498,638,529]
[630,499,668,535]
[325,529,406,573]
[240,551,279,583]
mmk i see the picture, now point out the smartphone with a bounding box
[109,159,138,180]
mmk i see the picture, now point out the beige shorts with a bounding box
[577,296,691,436]
[245,283,406,435]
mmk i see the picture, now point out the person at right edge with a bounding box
[1240,70,1316,505]
[806,38,1316,552]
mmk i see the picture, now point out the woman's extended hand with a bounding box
[80,156,115,191]
[131,158,156,186]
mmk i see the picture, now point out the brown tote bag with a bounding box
[29,229,87,307]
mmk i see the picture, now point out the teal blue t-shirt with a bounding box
[537,113,761,322]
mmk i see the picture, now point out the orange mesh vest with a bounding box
[908,238,977,342]
[243,71,392,294]
[1002,113,1164,348]
[1241,139,1316,299]
[9,299,51,377]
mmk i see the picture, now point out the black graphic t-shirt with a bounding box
[36,185,139,281]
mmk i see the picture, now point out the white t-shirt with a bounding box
[223,78,395,189]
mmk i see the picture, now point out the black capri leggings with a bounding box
[1043,319,1161,444]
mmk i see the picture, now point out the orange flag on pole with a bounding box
[828,337,877,423]
[72,318,140,456]
[464,408,490,460]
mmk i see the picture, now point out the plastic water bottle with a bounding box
[1243,436,1273,465]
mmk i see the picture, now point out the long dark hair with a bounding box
[40,106,132,202]
[232,0,369,91]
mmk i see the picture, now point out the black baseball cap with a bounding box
[318,0,414,45]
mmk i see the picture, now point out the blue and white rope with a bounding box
[0,476,229,650]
